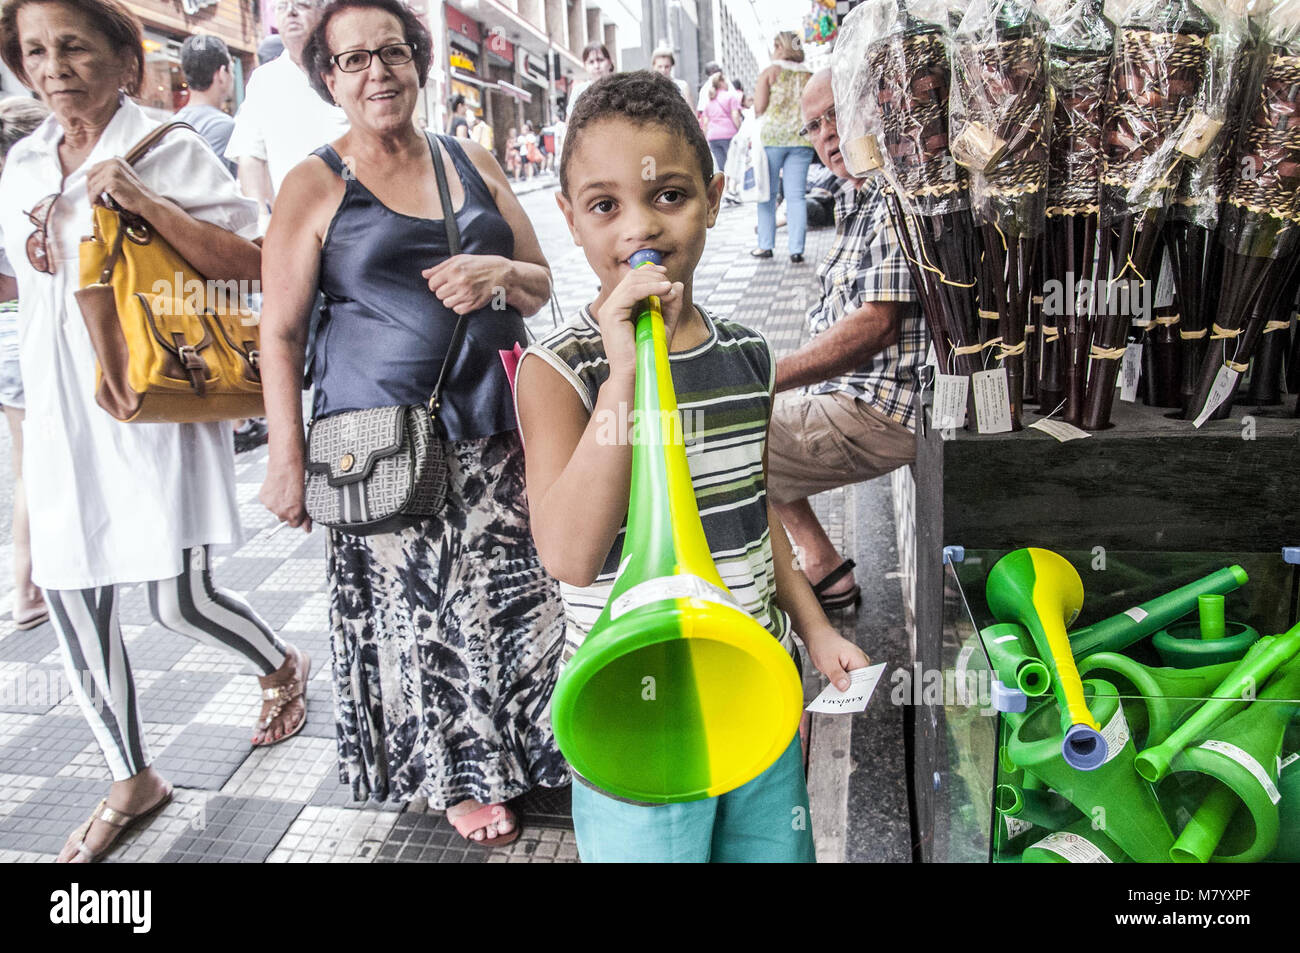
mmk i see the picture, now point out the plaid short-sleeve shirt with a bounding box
[805,177,926,431]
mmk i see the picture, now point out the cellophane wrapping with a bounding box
[1046,0,1117,216]
[1101,0,1221,224]
[951,0,1054,238]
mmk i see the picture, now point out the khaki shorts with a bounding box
[767,390,916,505]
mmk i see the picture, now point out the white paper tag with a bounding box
[1280,752,1299,772]
[1004,815,1034,840]
[1192,365,1241,428]
[1122,606,1148,623]
[805,662,887,714]
[932,373,969,430]
[1199,740,1281,804]
[971,368,1013,434]
[1100,705,1131,765]
[1029,418,1092,442]
[1155,250,1176,308]
[610,573,738,620]
[1032,831,1113,863]
[992,633,1020,645]
[1120,343,1143,402]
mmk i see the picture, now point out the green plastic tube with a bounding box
[1272,756,1300,861]
[1068,565,1249,659]
[1135,622,1300,784]
[1076,653,1240,749]
[1166,655,1300,863]
[1022,817,1130,863]
[1152,618,1260,669]
[1009,679,1174,863]
[1199,595,1227,640]
[978,623,1052,696]
[997,787,1081,831]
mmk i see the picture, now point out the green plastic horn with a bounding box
[1151,593,1260,668]
[978,623,1052,696]
[1135,622,1300,784]
[1271,756,1300,861]
[1009,679,1175,862]
[549,249,803,804]
[1165,656,1300,863]
[987,549,1104,769]
[1076,653,1240,749]
[1068,565,1249,659]
[1022,818,1130,863]
[996,786,1082,831]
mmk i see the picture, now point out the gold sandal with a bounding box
[67,787,173,863]
[253,647,311,747]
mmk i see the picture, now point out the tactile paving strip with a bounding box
[160,795,303,863]
[136,669,236,724]
[265,805,400,862]
[220,735,337,802]
[152,722,255,790]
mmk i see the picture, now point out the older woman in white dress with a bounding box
[0,0,309,863]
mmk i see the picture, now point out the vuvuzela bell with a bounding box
[550,250,803,804]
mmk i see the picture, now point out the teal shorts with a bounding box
[569,734,816,862]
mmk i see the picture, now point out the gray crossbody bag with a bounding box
[303,134,468,536]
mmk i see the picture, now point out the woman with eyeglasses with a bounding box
[0,0,311,863]
[258,0,567,848]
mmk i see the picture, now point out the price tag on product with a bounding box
[1029,418,1092,442]
[1154,250,1176,308]
[931,373,969,431]
[1192,365,1241,428]
[971,367,1013,434]
[806,662,887,714]
[1120,342,1143,403]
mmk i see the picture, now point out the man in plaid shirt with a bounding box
[767,69,926,610]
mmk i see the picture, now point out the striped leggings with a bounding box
[46,545,287,781]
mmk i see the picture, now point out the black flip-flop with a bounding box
[812,559,861,611]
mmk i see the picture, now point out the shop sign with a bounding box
[485,32,514,63]
[444,3,481,44]
[180,0,219,12]
[450,52,475,73]
[518,50,548,85]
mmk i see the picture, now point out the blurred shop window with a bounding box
[141,35,186,116]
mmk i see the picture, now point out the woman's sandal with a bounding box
[66,786,173,863]
[253,647,311,747]
[12,605,49,630]
[448,803,521,848]
[812,559,862,612]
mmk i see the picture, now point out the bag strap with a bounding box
[123,121,196,166]
[426,132,469,418]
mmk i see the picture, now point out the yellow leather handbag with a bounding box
[75,122,264,423]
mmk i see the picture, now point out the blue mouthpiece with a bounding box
[629,249,662,268]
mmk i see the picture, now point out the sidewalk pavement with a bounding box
[0,202,892,863]
[509,171,558,196]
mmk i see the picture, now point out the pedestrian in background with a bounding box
[447,93,469,139]
[567,41,614,117]
[226,0,348,229]
[174,34,237,177]
[701,69,742,190]
[505,124,520,179]
[0,0,310,864]
[650,46,690,102]
[753,31,815,263]
[0,95,47,632]
[468,109,492,152]
[259,0,567,847]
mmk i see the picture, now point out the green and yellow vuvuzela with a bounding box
[549,249,803,804]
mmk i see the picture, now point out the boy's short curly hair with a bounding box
[561,70,714,196]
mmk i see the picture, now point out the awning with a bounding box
[494,80,532,103]
[450,68,490,88]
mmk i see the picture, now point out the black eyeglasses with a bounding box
[798,106,837,139]
[331,42,416,73]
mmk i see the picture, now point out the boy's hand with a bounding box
[590,264,684,379]
[805,629,871,693]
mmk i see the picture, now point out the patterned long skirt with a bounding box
[328,430,570,806]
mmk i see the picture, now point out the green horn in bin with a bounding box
[1165,655,1300,863]
[1068,565,1249,660]
[996,785,1081,831]
[1077,653,1240,749]
[1135,622,1300,784]
[1022,817,1129,863]
[1009,679,1174,862]
[987,549,1105,768]
[1272,756,1300,861]
[1151,592,1260,668]
[978,623,1052,696]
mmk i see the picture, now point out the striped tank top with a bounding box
[523,305,796,664]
